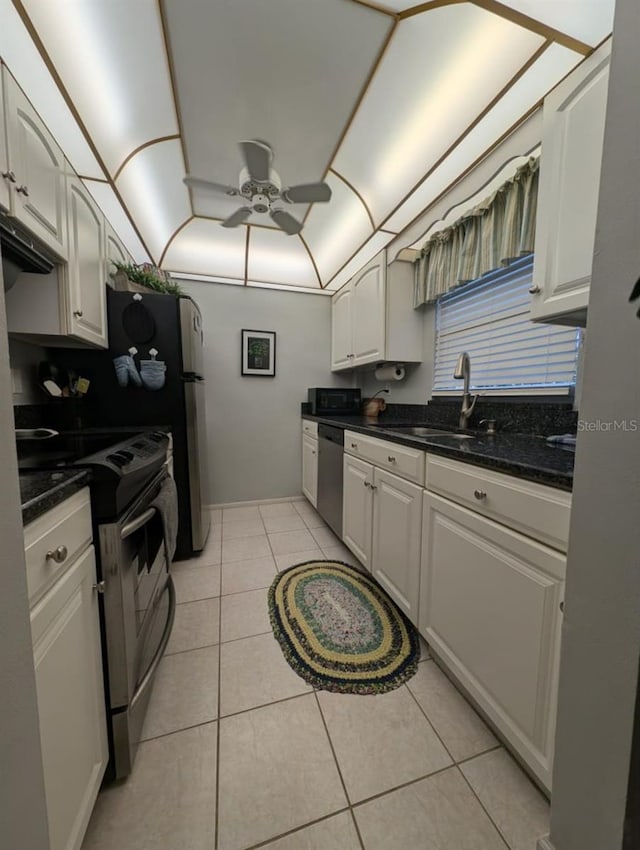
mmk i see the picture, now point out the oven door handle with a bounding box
[130,576,176,710]
[121,506,157,540]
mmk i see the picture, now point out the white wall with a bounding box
[177,280,353,505]
[0,285,50,847]
[8,337,47,404]
[362,303,435,404]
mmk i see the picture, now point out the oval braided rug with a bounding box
[268,560,420,695]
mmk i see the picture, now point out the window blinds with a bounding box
[433,255,580,395]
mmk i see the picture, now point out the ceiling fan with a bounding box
[183,140,331,235]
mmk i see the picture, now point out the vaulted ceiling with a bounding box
[1,0,615,292]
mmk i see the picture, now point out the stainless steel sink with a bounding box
[378,425,474,441]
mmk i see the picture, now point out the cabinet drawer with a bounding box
[24,488,92,607]
[301,420,318,439]
[345,430,425,486]
[426,456,571,552]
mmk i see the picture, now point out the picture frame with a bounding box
[241,329,276,377]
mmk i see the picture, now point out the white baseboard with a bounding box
[537,836,555,850]
[206,495,306,510]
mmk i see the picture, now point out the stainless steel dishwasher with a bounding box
[316,424,344,538]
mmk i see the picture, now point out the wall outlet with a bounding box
[11,368,23,395]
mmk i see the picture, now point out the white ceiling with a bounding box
[1,0,615,292]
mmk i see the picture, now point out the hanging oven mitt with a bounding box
[113,347,142,388]
[140,348,166,391]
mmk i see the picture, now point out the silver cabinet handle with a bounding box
[529,285,541,295]
[93,580,106,594]
[370,484,378,491]
[73,309,83,317]
[474,489,487,500]
[311,450,316,455]
[2,170,16,183]
[16,184,29,196]
[351,442,358,449]
[46,545,68,564]
[364,481,371,488]
[387,455,396,462]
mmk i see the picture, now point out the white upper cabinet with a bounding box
[530,40,611,325]
[0,75,10,212]
[104,220,130,275]
[331,251,422,371]
[331,284,353,370]
[2,66,68,259]
[66,175,107,347]
[351,254,386,365]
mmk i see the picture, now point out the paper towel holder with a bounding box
[374,363,406,382]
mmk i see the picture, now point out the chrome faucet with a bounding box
[453,351,478,429]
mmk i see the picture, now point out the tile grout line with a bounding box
[236,806,353,850]
[404,682,513,850]
[312,691,367,850]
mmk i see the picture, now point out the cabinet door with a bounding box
[342,454,373,570]
[371,467,422,623]
[531,40,611,324]
[302,435,318,507]
[30,545,108,850]
[352,252,386,366]
[331,284,353,370]
[420,492,564,790]
[104,220,129,278]
[66,175,107,347]
[0,74,10,212]
[3,70,67,258]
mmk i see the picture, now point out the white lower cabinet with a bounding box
[371,468,422,624]
[27,493,107,850]
[419,491,565,791]
[342,453,422,624]
[342,454,374,570]
[301,433,318,507]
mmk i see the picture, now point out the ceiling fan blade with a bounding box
[221,207,252,228]
[270,208,302,236]
[282,182,332,204]
[239,140,272,182]
[183,175,238,196]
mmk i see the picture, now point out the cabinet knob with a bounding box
[370,484,378,491]
[351,442,358,449]
[364,481,371,488]
[311,450,316,455]
[528,285,541,295]
[473,489,487,500]
[2,170,17,183]
[16,184,29,197]
[387,455,396,463]
[46,545,68,564]
[93,581,106,594]
[73,309,84,317]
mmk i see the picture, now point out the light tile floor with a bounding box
[82,499,550,850]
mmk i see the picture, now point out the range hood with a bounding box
[1,216,54,292]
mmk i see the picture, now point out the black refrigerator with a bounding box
[55,289,211,559]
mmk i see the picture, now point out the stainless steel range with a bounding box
[18,429,176,779]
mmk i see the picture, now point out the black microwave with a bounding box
[307,388,361,416]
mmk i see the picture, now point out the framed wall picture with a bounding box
[241,329,276,377]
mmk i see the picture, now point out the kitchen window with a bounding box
[432,255,581,395]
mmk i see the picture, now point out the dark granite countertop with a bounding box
[20,469,92,526]
[303,414,574,491]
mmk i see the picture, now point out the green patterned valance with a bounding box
[413,157,539,307]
